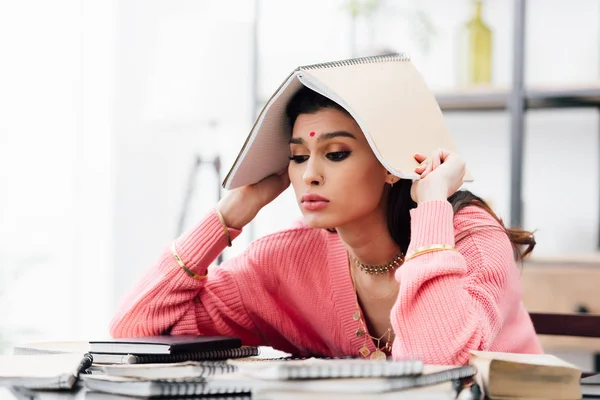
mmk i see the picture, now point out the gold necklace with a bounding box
[350,251,404,275]
[350,261,394,360]
[352,269,399,300]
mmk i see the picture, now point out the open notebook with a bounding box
[0,353,92,390]
[223,54,470,190]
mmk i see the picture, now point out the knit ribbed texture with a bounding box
[110,201,542,365]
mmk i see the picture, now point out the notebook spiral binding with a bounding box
[413,365,477,387]
[301,53,410,70]
[158,378,251,396]
[133,346,260,364]
[278,359,423,380]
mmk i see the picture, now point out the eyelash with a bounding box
[288,151,352,164]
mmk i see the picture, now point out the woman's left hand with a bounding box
[410,149,466,204]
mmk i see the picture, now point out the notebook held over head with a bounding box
[223,53,472,190]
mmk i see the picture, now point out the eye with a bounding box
[326,151,351,162]
[289,155,309,164]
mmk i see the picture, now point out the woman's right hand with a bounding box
[217,169,291,230]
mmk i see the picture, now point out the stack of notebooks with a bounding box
[81,358,476,398]
[88,335,259,364]
[2,335,590,399]
[13,335,260,365]
[2,335,259,391]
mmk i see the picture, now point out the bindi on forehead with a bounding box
[309,131,316,137]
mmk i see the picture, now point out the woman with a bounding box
[110,87,542,365]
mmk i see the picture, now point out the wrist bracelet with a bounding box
[215,208,232,247]
[405,244,457,262]
[171,241,207,280]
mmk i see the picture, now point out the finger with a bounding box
[414,153,427,162]
[422,156,434,178]
[414,159,428,174]
[432,152,441,170]
[437,148,453,163]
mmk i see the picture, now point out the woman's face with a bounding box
[288,107,390,229]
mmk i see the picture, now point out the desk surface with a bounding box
[2,386,599,400]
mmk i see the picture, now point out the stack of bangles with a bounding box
[170,208,232,280]
[404,244,457,262]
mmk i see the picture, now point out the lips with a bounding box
[301,193,329,203]
[301,193,329,211]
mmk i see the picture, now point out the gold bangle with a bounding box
[170,241,207,280]
[215,208,232,247]
[405,244,457,262]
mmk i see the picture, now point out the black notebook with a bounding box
[91,346,260,364]
[89,335,241,355]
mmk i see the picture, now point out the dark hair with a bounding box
[285,88,536,262]
[286,87,350,126]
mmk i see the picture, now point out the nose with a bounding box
[302,157,324,186]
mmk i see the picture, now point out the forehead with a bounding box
[291,108,363,136]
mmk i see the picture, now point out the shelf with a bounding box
[435,87,509,111]
[435,83,600,112]
[525,253,600,267]
[527,85,600,109]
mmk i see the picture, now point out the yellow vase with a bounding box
[457,0,493,86]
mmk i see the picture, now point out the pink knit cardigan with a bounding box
[110,200,542,365]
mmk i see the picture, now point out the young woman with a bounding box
[110,87,543,365]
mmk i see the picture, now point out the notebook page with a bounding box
[228,358,423,380]
[0,353,86,378]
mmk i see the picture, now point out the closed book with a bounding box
[89,335,241,355]
[91,346,259,364]
[469,350,581,399]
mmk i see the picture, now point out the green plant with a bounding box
[341,0,437,55]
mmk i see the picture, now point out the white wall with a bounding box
[0,0,117,349]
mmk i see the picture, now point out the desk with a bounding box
[2,386,599,400]
[0,386,249,400]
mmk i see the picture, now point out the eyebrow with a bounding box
[289,131,357,145]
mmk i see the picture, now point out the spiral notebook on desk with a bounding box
[82,374,256,397]
[82,362,476,397]
[227,357,425,380]
[91,346,260,364]
[0,353,93,390]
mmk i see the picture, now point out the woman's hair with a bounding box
[286,88,536,262]
[286,87,350,126]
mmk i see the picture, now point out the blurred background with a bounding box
[0,0,599,368]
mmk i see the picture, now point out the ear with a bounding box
[385,171,400,186]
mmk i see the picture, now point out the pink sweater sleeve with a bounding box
[391,200,517,365]
[109,210,262,345]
